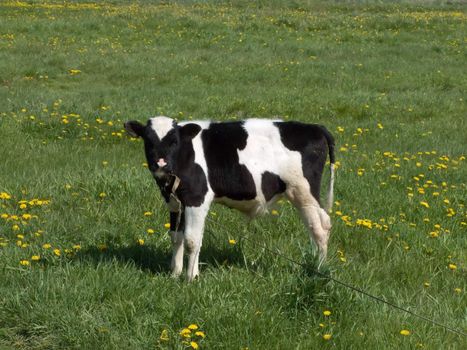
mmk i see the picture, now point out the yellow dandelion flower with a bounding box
[1,213,8,219]
[229,239,236,245]
[164,223,171,229]
[12,224,20,231]
[454,288,461,293]
[137,238,145,246]
[323,334,332,340]
[271,209,279,216]
[195,331,205,338]
[42,243,51,249]
[323,310,331,316]
[19,203,27,209]
[143,211,152,216]
[0,192,12,200]
[31,255,40,261]
[20,260,30,266]
[147,228,155,234]
[188,324,198,330]
[180,328,191,338]
[190,341,199,349]
[420,201,429,208]
[448,263,456,270]
[160,329,169,341]
[53,248,61,256]
[400,329,410,336]
[73,244,81,250]
[99,192,106,198]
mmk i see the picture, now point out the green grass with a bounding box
[0,0,466,349]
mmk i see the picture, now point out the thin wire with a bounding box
[205,217,466,337]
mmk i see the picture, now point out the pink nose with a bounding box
[157,158,167,167]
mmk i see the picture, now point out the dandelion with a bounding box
[271,209,279,216]
[323,310,331,316]
[160,329,169,341]
[143,211,152,216]
[53,249,61,256]
[12,224,20,231]
[147,228,155,234]
[323,334,332,340]
[164,223,170,229]
[454,288,461,293]
[42,243,51,249]
[19,203,27,209]
[137,238,145,245]
[69,69,81,75]
[229,239,236,245]
[20,260,30,266]
[195,331,205,338]
[31,255,40,261]
[400,329,410,336]
[0,192,12,200]
[99,192,106,198]
[448,263,457,270]
[180,328,191,338]
[188,324,198,330]
[190,341,199,349]
[420,201,429,208]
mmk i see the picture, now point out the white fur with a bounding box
[149,116,174,140]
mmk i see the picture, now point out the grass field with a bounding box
[0,0,466,348]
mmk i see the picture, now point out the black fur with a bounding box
[261,171,286,202]
[274,122,334,203]
[201,122,257,201]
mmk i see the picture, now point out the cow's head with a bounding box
[124,116,201,178]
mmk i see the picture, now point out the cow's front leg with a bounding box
[169,211,185,277]
[184,204,210,282]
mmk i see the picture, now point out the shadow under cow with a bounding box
[76,240,246,275]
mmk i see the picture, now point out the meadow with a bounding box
[0,0,466,348]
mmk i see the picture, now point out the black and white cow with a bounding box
[125,117,335,281]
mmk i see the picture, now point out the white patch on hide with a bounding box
[149,116,175,140]
[237,119,320,212]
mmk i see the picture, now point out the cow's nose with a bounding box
[157,158,167,167]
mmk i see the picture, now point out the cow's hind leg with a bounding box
[286,186,331,267]
[184,203,210,282]
[169,211,185,277]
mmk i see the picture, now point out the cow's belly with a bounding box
[214,194,283,218]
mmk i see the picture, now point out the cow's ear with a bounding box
[124,121,145,138]
[180,123,201,139]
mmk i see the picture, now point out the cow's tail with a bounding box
[320,126,335,214]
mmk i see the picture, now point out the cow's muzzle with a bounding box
[157,158,167,168]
